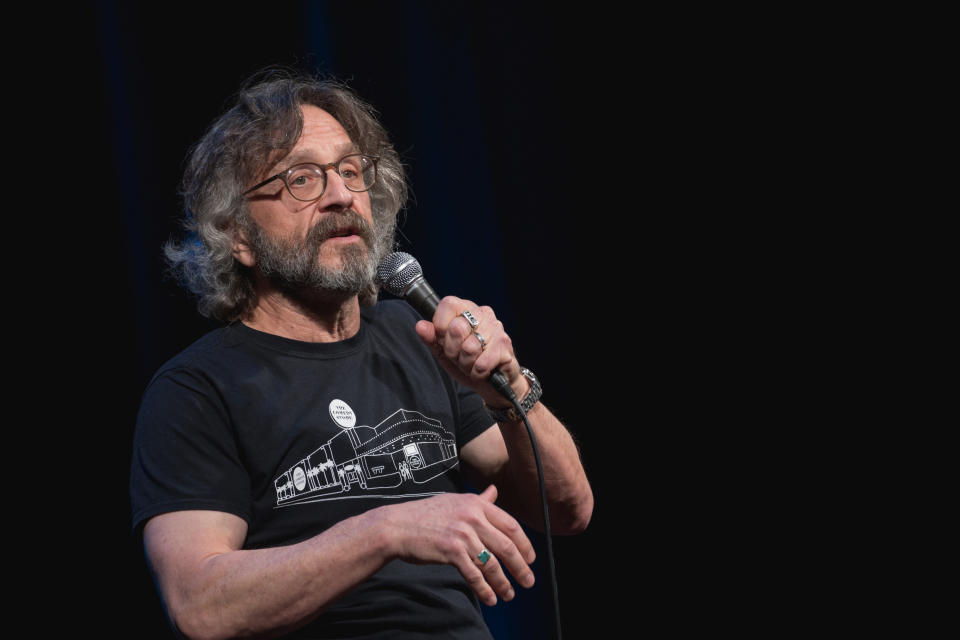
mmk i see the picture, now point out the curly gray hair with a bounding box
[165,71,407,322]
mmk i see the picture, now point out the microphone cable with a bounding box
[495,384,563,640]
[376,252,564,637]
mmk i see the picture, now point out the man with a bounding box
[130,71,593,639]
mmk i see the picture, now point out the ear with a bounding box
[232,225,256,268]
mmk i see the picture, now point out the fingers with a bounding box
[474,506,537,593]
[481,499,537,568]
[471,488,536,602]
[458,557,499,606]
[430,296,517,383]
[393,488,536,606]
[414,319,436,345]
[471,548,514,605]
[458,504,536,606]
[478,483,498,504]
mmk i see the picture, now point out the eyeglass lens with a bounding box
[285,155,376,201]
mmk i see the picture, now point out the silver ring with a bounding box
[461,310,479,331]
[477,549,492,564]
[474,332,487,351]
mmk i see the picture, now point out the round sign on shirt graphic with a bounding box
[329,399,357,429]
[293,466,307,491]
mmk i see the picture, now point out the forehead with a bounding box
[282,105,356,165]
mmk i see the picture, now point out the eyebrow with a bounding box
[276,142,360,172]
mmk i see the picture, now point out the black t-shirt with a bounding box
[130,300,496,638]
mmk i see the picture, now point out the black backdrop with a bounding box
[36,3,871,636]
[63,2,648,638]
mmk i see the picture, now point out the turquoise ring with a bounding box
[477,549,492,564]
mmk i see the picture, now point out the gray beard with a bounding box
[244,210,380,297]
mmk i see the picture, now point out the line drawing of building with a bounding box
[275,408,459,507]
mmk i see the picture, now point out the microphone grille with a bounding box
[377,251,423,296]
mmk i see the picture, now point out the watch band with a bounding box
[487,367,542,422]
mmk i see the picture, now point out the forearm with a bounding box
[410,298,593,533]
[160,509,392,640]
[493,402,593,535]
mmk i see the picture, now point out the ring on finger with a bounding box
[477,549,492,565]
[461,310,479,332]
[473,332,487,351]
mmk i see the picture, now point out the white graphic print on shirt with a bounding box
[274,399,459,507]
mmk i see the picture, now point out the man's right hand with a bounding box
[383,484,536,606]
[143,484,535,638]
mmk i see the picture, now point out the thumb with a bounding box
[415,320,437,346]
[479,483,498,503]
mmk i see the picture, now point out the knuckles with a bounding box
[499,518,520,537]
[446,318,471,341]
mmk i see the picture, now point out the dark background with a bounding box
[57,2,663,638]
[33,3,893,636]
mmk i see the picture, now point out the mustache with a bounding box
[306,209,375,246]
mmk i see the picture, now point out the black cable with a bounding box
[508,395,562,640]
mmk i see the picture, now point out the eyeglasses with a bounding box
[242,153,379,201]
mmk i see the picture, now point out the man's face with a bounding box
[237,105,380,295]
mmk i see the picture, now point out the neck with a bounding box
[242,277,364,343]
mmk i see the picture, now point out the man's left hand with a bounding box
[415,296,529,409]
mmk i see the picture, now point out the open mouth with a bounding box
[327,225,361,239]
[310,211,371,245]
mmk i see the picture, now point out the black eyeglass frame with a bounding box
[242,153,380,201]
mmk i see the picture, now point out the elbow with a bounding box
[167,599,229,640]
[552,485,594,535]
[168,613,207,640]
[568,488,595,534]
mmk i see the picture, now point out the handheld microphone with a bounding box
[376,252,516,402]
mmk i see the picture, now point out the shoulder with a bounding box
[143,325,251,395]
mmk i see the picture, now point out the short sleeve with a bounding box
[452,378,496,450]
[129,367,252,534]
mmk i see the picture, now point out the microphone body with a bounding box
[377,252,516,402]
[401,275,442,321]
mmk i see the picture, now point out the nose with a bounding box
[317,167,355,210]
